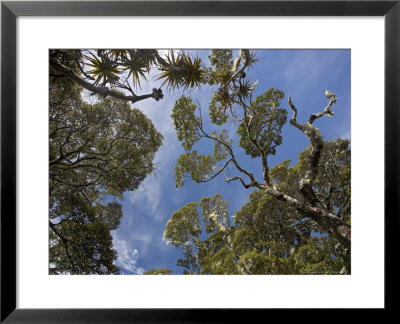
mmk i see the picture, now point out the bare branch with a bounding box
[286,92,338,207]
[198,159,232,183]
[308,91,337,124]
[224,175,255,189]
[288,97,303,130]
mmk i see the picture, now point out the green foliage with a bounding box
[205,49,234,85]
[49,73,163,274]
[117,49,156,87]
[237,88,287,158]
[143,269,172,275]
[172,95,232,188]
[85,52,122,86]
[50,49,207,106]
[50,90,163,196]
[175,151,214,188]
[294,139,351,219]
[166,50,351,274]
[49,213,119,275]
[165,139,351,274]
[209,95,229,125]
[212,130,231,161]
[164,202,202,247]
[205,50,259,118]
[157,51,205,90]
[174,131,232,188]
[171,96,201,151]
[208,50,233,72]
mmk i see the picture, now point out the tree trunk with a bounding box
[261,185,351,250]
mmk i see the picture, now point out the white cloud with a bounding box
[126,112,181,222]
[129,174,163,218]
[130,232,153,255]
[112,233,145,275]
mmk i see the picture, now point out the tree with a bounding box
[170,49,351,268]
[164,139,351,274]
[49,71,163,274]
[49,49,205,105]
[143,269,172,275]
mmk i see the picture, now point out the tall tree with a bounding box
[164,139,350,274]
[49,71,163,274]
[171,49,351,255]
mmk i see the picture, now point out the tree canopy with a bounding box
[49,48,207,274]
[164,49,351,274]
[49,56,163,274]
[164,139,351,274]
[49,49,351,275]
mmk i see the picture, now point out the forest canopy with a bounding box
[49,49,351,275]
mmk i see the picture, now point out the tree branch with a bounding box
[224,175,254,189]
[197,122,259,188]
[49,222,77,272]
[239,96,271,186]
[50,57,160,104]
[153,50,183,73]
[287,93,338,207]
[288,97,304,131]
[260,184,351,250]
[198,159,232,183]
[220,49,251,90]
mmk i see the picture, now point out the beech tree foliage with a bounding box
[49,52,163,274]
[167,49,351,274]
[164,139,351,274]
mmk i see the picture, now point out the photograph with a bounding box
[49,48,351,275]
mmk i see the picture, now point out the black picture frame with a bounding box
[1,0,399,322]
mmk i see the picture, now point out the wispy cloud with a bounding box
[130,231,153,254]
[112,232,145,275]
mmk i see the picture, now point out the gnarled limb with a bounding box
[260,184,351,250]
[288,92,337,207]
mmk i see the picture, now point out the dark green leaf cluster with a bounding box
[171,96,201,151]
[49,205,120,275]
[295,139,351,220]
[50,49,207,107]
[205,49,259,120]
[237,88,287,158]
[204,49,234,86]
[209,95,229,125]
[49,72,163,274]
[157,51,205,90]
[81,49,205,90]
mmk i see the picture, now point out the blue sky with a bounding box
[110,49,351,275]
